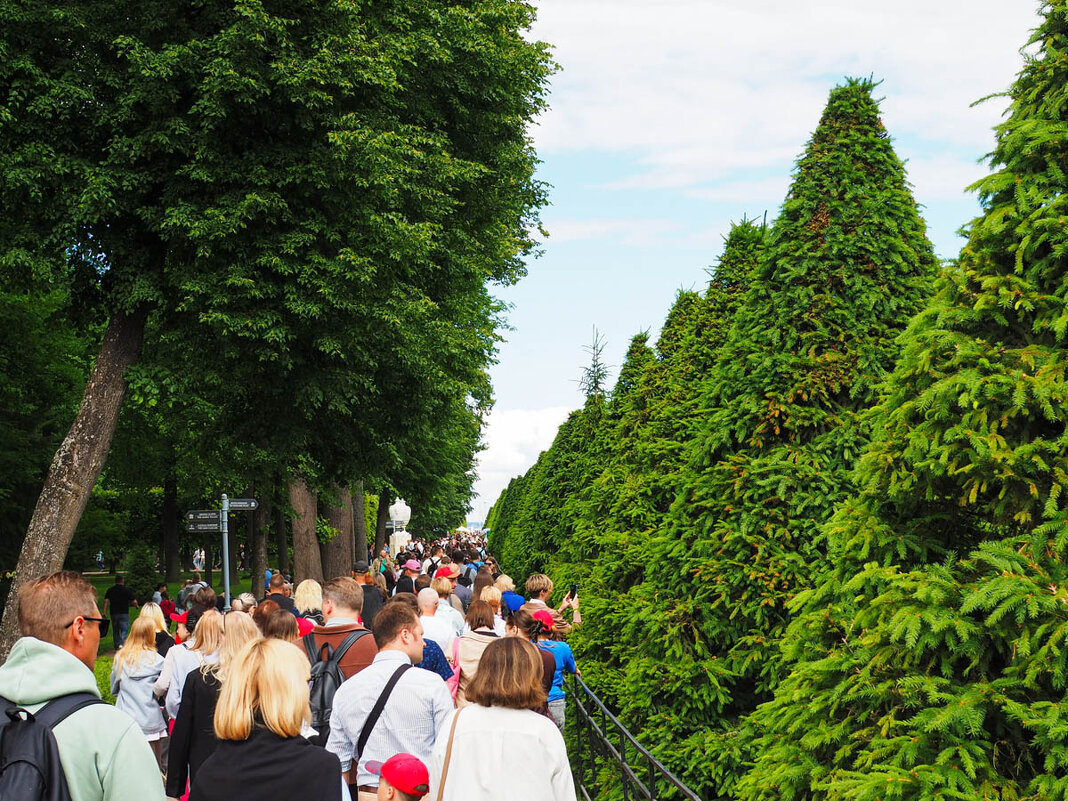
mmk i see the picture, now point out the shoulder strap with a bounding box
[434,710,462,801]
[303,632,318,663]
[355,664,411,760]
[27,692,104,729]
[331,630,366,663]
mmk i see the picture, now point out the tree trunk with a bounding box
[320,486,354,581]
[251,492,269,600]
[289,477,323,583]
[353,481,367,565]
[162,468,180,581]
[0,306,148,661]
[374,489,390,556]
[273,474,290,576]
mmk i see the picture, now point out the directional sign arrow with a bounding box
[186,510,221,522]
[186,521,221,532]
[228,498,258,510]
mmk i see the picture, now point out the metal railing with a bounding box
[566,675,705,801]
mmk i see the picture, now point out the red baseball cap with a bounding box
[367,753,430,798]
[434,565,460,580]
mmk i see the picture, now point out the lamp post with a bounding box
[389,498,412,554]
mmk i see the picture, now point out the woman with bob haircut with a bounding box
[293,579,324,625]
[427,638,576,801]
[454,601,500,708]
[188,638,346,801]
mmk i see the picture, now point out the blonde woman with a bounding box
[432,576,465,637]
[293,579,324,625]
[140,601,176,656]
[110,616,168,771]
[167,612,260,799]
[155,609,223,719]
[188,639,345,801]
[478,586,508,637]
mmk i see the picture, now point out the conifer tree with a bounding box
[742,8,1068,800]
[558,220,768,703]
[614,79,938,798]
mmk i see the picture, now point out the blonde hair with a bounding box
[113,616,159,674]
[480,585,502,612]
[524,573,553,597]
[494,574,515,593]
[212,611,261,682]
[139,602,167,634]
[214,639,310,740]
[293,580,322,615]
[431,577,453,598]
[190,609,224,656]
[18,571,97,645]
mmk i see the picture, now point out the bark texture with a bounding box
[320,486,354,581]
[251,494,269,600]
[0,307,148,661]
[273,474,290,575]
[353,481,367,564]
[289,477,323,583]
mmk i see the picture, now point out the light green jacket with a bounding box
[0,637,165,801]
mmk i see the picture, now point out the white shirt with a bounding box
[420,614,455,654]
[327,649,454,787]
[428,705,577,801]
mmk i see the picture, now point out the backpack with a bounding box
[0,692,104,801]
[303,630,368,746]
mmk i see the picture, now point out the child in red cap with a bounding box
[366,753,430,801]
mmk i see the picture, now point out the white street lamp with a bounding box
[389,498,412,555]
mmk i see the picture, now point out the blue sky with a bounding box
[466,0,1044,523]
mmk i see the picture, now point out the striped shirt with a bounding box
[327,649,454,787]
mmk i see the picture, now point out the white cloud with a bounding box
[469,406,574,521]
[529,0,1038,190]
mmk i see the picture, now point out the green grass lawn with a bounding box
[88,571,257,653]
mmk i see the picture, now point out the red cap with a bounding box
[169,611,188,624]
[296,617,315,637]
[434,565,460,580]
[532,609,555,630]
[367,753,430,798]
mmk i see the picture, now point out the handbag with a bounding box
[434,709,462,801]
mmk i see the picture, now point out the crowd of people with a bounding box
[0,535,584,801]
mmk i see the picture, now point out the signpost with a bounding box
[185,495,257,611]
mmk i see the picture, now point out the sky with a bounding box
[465,0,1045,524]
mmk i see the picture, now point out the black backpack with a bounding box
[303,630,368,746]
[0,692,104,801]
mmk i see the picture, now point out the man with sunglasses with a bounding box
[0,571,165,800]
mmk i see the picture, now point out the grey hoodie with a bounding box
[0,637,165,801]
[110,650,167,735]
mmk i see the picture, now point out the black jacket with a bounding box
[166,669,220,797]
[189,726,341,801]
[266,593,297,614]
[361,585,385,631]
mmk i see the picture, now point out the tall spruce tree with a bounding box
[559,220,768,703]
[742,7,1068,801]
[612,79,938,798]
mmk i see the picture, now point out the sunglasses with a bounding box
[64,616,110,637]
